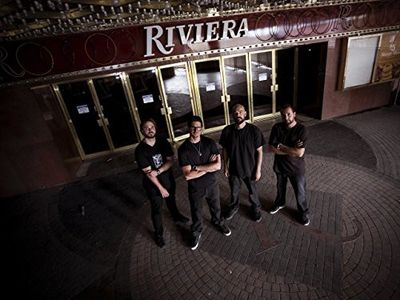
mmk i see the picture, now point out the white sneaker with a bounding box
[269,205,284,214]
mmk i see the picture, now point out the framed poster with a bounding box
[339,34,380,90]
[374,31,400,83]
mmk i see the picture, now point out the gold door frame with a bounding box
[190,57,228,135]
[40,48,283,160]
[52,73,142,160]
[51,83,85,160]
[52,80,114,160]
[155,67,175,141]
[158,62,196,142]
[88,71,142,149]
[87,78,115,151]
[221,53,252,125]
[125,66,176,143]
[249,49,279,122]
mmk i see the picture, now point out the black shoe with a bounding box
[301,216,310,226]
[217,223,231,236]
[155,235,165,248]
[269,205,284,215]
[173,214,190,225]
[253,210,262,223]
[225,207,238,220]
[191,233,201,250]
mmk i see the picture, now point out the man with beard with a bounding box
[135,118,189,247]
[268,104,310,226]
[219,104,265,222]
[178,116,231,250]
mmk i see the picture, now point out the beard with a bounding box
[285,118,294,126]
[144,131,156,138]
[234,116,246,125]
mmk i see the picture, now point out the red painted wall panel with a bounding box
[1,0,399,86]
[0,87,71,197]
[321,38,392,120]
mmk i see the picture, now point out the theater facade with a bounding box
[1,0,399,196]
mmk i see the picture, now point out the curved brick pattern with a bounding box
[114,107,400,299]
[3,106,400,299]
[337,106,400,180]
[306,155,400,300]
[115,155,399,299]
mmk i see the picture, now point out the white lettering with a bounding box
[144,18,249,57]
[194,23,204,43]
[237,18,249,37]
[144,25,173,57]
[206,21,220,41]
[176,24,194,45]
[221,20,237,40]
[166,26,175,48]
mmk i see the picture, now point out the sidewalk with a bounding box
[3,106,400,299]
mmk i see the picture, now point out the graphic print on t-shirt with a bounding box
[152,154,163,168]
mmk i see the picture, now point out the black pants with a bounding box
[188,181,222,236]
[228,175,261,213]
[274,173,309,217]
[148,193,181,236]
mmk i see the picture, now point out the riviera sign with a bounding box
[144,18,249,57]
[1,1,399,85]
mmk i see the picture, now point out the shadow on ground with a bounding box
[306,121,376,170]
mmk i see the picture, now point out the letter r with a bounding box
[144,25,174,57]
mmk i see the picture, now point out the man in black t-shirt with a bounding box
[178,116,231,250]
[219,104,265,222]
[268,104,310,226]
[135,118,189,247]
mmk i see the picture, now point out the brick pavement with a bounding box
[3,106,400,299]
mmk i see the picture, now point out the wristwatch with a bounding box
[192,165,198,171]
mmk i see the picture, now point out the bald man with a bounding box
[219,104,266,222]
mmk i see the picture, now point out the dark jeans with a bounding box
[188,181,222,236]
[274,173,309,217]
[148,192,180,236]
[228,175,261,213]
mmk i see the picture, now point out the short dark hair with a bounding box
[140,118,157,131]
[187,115,203,128]
[232,103,246,111]
[280,104,296,113]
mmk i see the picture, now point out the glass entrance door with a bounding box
[128,69,170,138]
[159,64,194,140]
[250,51,275,119]
[223,55,249,123]
[57,81,109,155]
[92,75,139,148]
[193,59,227,131]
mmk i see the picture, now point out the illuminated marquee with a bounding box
[0,0,399,85]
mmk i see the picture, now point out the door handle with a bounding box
[161,107,172,115]
[270,84,279,92]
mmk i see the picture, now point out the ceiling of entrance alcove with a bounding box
[0,0,345,41]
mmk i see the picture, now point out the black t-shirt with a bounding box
[268,122,307,175]
[219,123,266,178]
[178,136,219,190]
[135,137,175,195]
